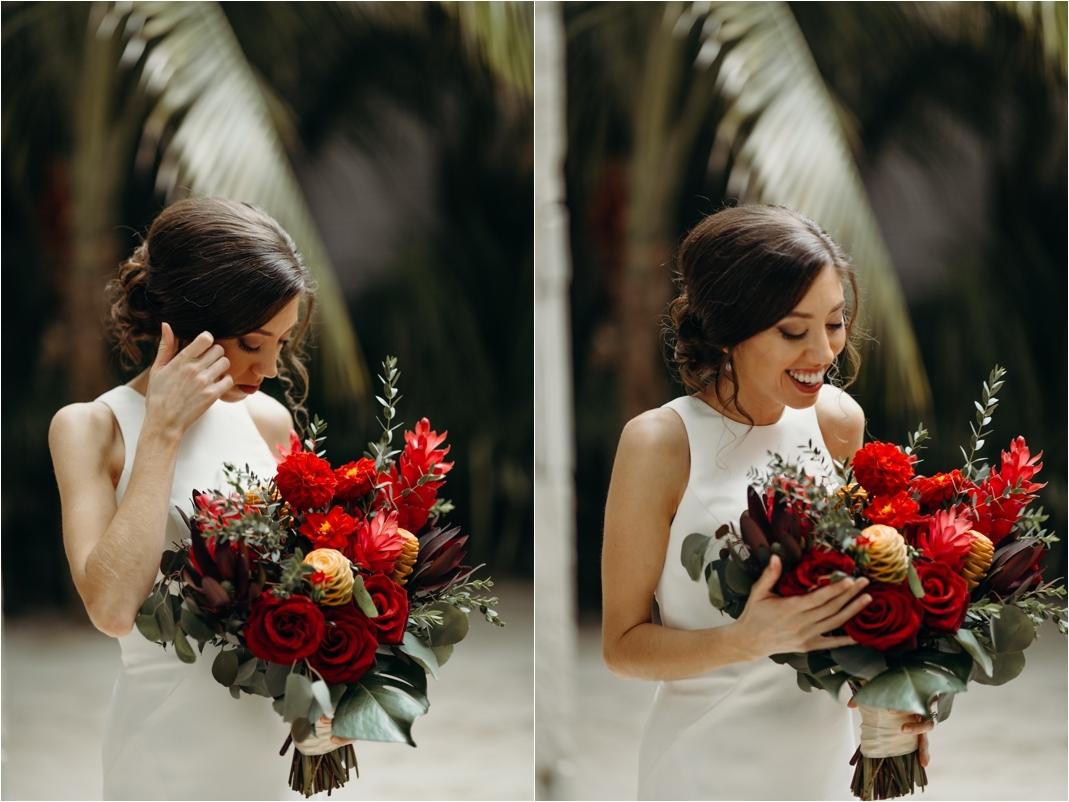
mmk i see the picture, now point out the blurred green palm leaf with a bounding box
[702,1,931,417]
[446,1,534,97]
[109,1,368,401]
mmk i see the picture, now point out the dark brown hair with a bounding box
[106,197,315,418]
[664,204,861,420]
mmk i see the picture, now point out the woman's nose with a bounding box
[810,332,836,365]
[258,353,279,380]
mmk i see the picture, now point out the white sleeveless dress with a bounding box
[96,386,293,800]
[637,394,856,801]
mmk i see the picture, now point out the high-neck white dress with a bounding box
[96,386,293,800]
[637,394,856,801]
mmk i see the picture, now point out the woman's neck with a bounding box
[698,379,785,426]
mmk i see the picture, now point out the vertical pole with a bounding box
[534,2,577,799]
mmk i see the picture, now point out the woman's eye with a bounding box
[827,321,845,332]
[237,339,261,354]
[778,328,806,341]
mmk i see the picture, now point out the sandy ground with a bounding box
[570,618,1068,801]
[0,580,533,801]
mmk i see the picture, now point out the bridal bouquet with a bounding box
[135,357,503,797]
[682,367,1066,800]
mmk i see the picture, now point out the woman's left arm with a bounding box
[816,384,865,463]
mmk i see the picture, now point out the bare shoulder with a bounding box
[618,406,688,454]
[816,384,865,463]
[244,391,294,452]
[612,406,690,511]
[49,402,123,483]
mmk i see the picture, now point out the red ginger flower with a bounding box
[299,506,359,550]
[969,439,1044,545]
[915,508,975,572]
[864,491,921,529]
[993,437,1045,494]
[334,458,378,503]
[275,451,336,511]
[346,509,408,574]
[911,470,967,507]
[852,442,915,497]
[274,430,302,463]
[401,418,454,479]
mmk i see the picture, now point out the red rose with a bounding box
[244,592,325,664]
[852,442,915,497]
[334,458,378,503]
[911,470,966,507]
[777,546,856,597]
[346,510,407,574]
[842,582,923,652]
[275,451,337,511]
[299,506,358,550]
[864,491,921,529]
[914,561,969,633]
[308,604,378,684]
[362,574,411,645]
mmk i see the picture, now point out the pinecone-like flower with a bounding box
[962,531,994,590]
[837,483,869,513]
[857,524,909,585]
[303,548,355,606]
[391,528,419,586]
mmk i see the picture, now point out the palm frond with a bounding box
[702,1,932,419]
[445,1,533,97]
[111,1,368,401]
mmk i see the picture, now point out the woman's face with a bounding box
[216,295,301,403]
[713,264,847,424]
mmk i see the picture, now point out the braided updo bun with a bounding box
[105,197,315,411]
[664,204,861,417]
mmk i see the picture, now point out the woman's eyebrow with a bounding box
[783,301,846,320]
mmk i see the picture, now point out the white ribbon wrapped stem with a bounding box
[857,704,919,759]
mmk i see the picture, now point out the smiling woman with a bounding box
[46,197,328,799]
[600,204,932,800]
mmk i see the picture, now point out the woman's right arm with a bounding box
[601,409,872,682]
[49,326,233,637]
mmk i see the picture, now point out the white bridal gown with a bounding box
[637,393,856,801]
[97,386,293,800]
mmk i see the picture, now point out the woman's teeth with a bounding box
[787,369,824,386]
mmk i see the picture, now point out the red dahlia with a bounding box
[299,506,359,550]
[852,442,915,497]
[911,470,967,507]
[334,458,378,503]
[864,491,921,529]
[275,451,337,511]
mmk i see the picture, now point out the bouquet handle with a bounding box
[850,705,926,800]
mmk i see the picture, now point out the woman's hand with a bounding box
[735,555,872,659]
[292,714,356,756]
[143,324,233,439]
[848,699,933,767]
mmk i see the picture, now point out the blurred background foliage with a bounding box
[564,1,1067,611]
[2,1,533,615]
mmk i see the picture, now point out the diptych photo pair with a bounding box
[2,2,1066,801]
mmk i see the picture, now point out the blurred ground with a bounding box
[572,618,1067,801]
[0,581,533,801]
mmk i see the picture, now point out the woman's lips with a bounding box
[786,371,823,395]
[236,384,261,394]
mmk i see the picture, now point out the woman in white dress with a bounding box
[49,198,348,800]
[601,205,933,800]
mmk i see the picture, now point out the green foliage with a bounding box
[960,366,1006,482]
[331,655,429,745]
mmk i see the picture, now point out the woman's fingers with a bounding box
[154,323,177,368]
[797,575,869,612]
[813,590,872,632]
[749,554,782,600]
[918,733,930,767]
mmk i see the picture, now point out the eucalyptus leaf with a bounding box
[431,644,454,668]
[681,533,712,581]
[352,574,379,619]
[265,662,290,698]
[906,563,925,599]
[283,673,315,722]
[211,649,239,687]
[329,683,348,708]
[990,606,1035,653]
[426,603,469,647]
[830,645,887,681]
[401,632,440,680]
[135,613,161,643]
[311,680,333,719]
[173,629,196,664]
[241,670,271,698]
[308,698,323,724]
[180,606,215,644]
[331,657,430,744]
[934,691,955,723]
[234,656,259,686]
[796,672,814,693]
[229,686,241,700]
[904,650,974,685]
[812,671,851,701]
[724,559,755,596]
[972,650,1026,686]
[853,665,965,716]
[154,601,176,644]
[953,629,993,678]
[707,565,726,609]
[272,698,285,717]
[291,717,314,745]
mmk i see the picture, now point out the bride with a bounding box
[49,197,348,799]
[601,204,933,800]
